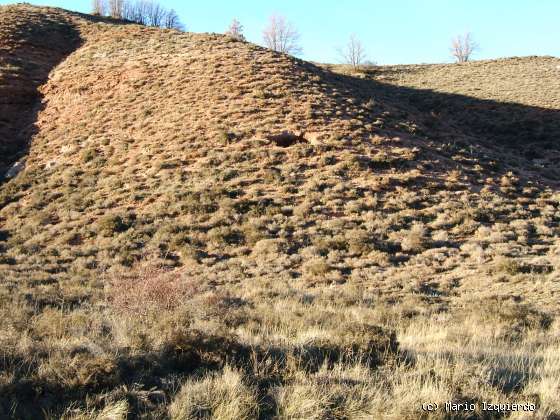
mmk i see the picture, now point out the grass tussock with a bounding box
[169,366,258,420]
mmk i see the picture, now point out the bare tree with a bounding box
[108,0,124,19]
[226,18,245,41]
[100,0,184,30]
[125,0,151,24]
[118,1,184,30]
[92,0,106,15]
[122,0,141,23]
[262,14,302,55]
[450,32,478,63]
[163,9,184,30]
[339,34,367,70]
[147,1,165,27]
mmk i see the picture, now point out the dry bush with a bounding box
[169,365,258,420]
[330,323,398,366]
[105,261,196,319]
[493,255,522,275]
[302,257,330,277]
[549,243,560,270]
[95,213,135,237]
[39,353,119,390]
[468,298,553,341]
[394,222,428,253]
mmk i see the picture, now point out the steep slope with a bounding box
[1,5,559,419]
[0,5,80,171]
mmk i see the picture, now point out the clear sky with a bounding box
[2,0,559,64]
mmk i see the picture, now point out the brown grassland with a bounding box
[0,4,559,419]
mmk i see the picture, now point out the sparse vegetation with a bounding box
[0,3,559,419]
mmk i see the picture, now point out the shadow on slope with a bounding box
[374,78,558,148]
[0,7,82,178]
[324,64,560,182]
[367,78,560,181]
[0,5,167,181]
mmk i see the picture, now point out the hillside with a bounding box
[0,5,80,173]
[329,56,560,181]
[362,56,560,109]
[1,4,559,419]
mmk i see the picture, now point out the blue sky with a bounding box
[3,0,559,64]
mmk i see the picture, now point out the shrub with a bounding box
[399,223,428,253]
[207,226,244,246]
[548,243,560,271]
[96,214,129,236]
[493,256,521,275]
[337,323,398,365]
[106,261,197,319]
[169,365,258,420]
[40,352,119,389]
[81,148,98,163]
[472,299,553,341]
[347,229,374,255]
[251,238,287,258]
[302,257,330,277]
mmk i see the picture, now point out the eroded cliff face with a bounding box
[0,5,82,175]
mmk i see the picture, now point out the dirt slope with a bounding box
[1,4,559,419]
[0,5,81,171]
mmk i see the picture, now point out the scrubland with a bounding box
[0,4,559,419]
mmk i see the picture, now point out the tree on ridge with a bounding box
[92,0,184,30]
[262,14,302,55]
[339,34,367,70]
[226,18,246,41]
[92,0,105,15]
[451,32,478,63]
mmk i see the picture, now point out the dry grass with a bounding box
[329,56,560,181]
[169,366,258,420]
[0,3,559,419]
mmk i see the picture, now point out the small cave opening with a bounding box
[267,131,308,147]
